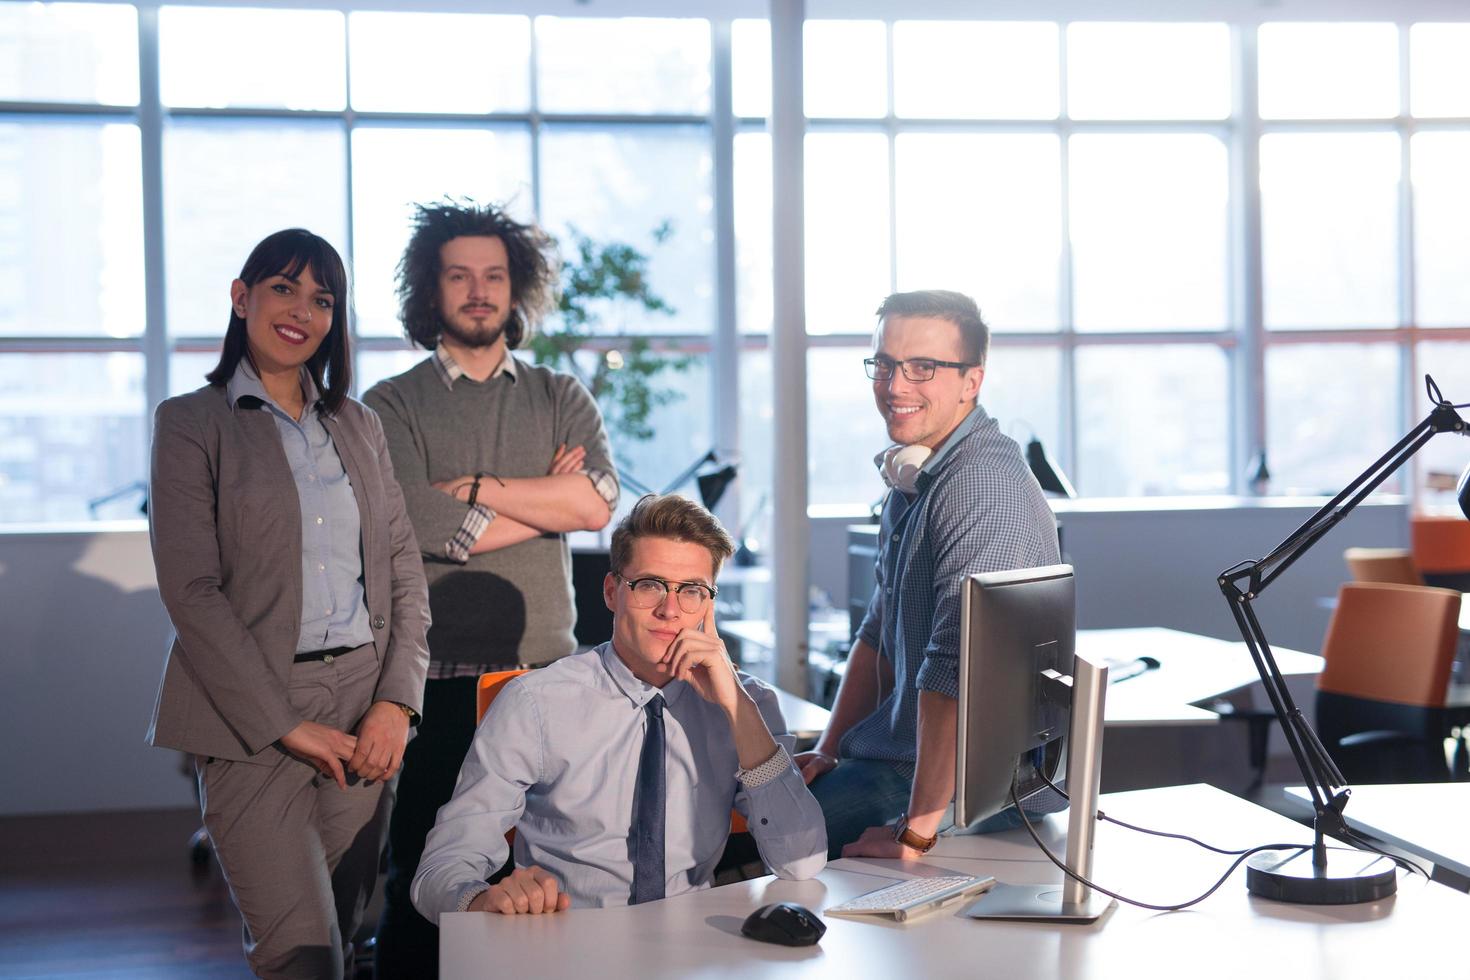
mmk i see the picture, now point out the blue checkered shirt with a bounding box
[842,405,1061,775]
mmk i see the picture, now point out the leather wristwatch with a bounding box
[893,813,938,854]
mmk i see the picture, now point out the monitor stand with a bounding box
[961,650,1117,924]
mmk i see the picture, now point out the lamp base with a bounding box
[1245,846,1396,904]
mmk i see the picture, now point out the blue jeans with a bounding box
[808,758,1045,860]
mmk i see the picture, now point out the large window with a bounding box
[2,4,1469,525]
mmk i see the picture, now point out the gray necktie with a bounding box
[631,695,666,904]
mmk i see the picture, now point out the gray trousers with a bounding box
[197,644,391,980]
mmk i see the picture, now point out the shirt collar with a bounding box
[226,358,319,418]
[595,641,687,709]
[923,404,985,472]
[432,343,518,391]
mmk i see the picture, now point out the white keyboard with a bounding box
[825,874,996,922]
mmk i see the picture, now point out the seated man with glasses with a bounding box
[796,289,1063,861]
[411,493,827,918]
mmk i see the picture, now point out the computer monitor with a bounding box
[954,564,1115,923]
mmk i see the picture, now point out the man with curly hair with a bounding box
[364,201,618,977]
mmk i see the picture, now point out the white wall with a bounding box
[0,524,188,816]
[0,496,1410,816]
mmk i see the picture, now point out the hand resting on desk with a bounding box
[469,866,572,915]
[841,824,927,861]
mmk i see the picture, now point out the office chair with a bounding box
[1315,582,1460,784]
[1343,547,1423,586]
[1410,514,1470,591]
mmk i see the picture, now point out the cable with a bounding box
[1032,764,1427,875]
[1010,777,1310,912]
[1033,766,1262,856]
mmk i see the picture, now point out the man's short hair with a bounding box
[874,289,990,367]
[397,199,560,351]
[609,494,735,578]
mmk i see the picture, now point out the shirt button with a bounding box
[372,615,386,629]
[326,607,333,615]
[318,563,326,572]
[316,516,324,525]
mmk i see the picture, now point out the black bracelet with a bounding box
[467,472,484,508]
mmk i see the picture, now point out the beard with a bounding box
[439,305,511,350]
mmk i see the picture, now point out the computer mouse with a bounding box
[741,902,826,947]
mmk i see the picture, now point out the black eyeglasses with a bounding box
[617,575,717,613]
[864,355,977,383]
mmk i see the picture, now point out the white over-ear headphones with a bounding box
[874,444,932,494]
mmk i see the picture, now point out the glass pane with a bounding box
[734,132,772,335]
[1411,131,1470,327]
[0,353,145,523]
[160,6,345,110]
[1258,23,1398,120]
[981,346,1063,467]
[805,20,886,119]
[535,17,710,115]
[596,352,710,499]
[806,347,888,508]
[892,21,1058,120]
[0,2,138,105]
[1067,22,1230,120]
[1411,24,1470,118]
[1260,132,1399,329]
[348,12,529,114]
[1070,134,1228,331]
[1416,342,1470,510]
[169,349,219,397]
[0,121,143,337]
[738,348,773,538]
[1075,344,1229,496]
[164,119,347,338]
[1266,343,1400,495]
[895,134,1061,331]
[539,126,714,335]
[805,133,889,335]
[731,19,771,119]
[350,126,533,337]
[355,348,426,395]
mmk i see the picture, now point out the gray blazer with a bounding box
[146,383,431,762]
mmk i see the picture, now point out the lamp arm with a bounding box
[1217,385,1468,865]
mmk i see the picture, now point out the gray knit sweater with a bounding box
[364,354,617,667]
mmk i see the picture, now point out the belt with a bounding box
[293,645,360,665]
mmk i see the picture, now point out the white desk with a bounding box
[441,783,1468,979]
[1285,782,1470,888]
[772,689,830,743]
[1078,627,1323,727]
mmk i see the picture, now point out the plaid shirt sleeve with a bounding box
[444,504,495,564]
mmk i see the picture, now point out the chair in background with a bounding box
[1315,582,1460,783]
[1410,514,1470,591]
[1343,547,1423,586]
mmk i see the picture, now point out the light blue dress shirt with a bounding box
[411,642,828,919]
[227,361,374,654]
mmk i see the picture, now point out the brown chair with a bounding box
[1410,515,1470,591]
[1343,547,1422,586]
[1315,582,1461,783]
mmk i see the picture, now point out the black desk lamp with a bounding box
[1217,375,1470,904]
[620,449,738,510]
[1026,436,1077,498]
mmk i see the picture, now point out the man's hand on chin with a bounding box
[470,866,572,915]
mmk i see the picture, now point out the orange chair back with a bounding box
[1410,514,1470,574]
[1318,582,1460,707]
[477,669,531,723]
[1343,547,1422,586]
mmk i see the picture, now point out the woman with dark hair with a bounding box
[146,228,431,979]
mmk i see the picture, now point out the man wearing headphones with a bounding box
[794,289,1062,859]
